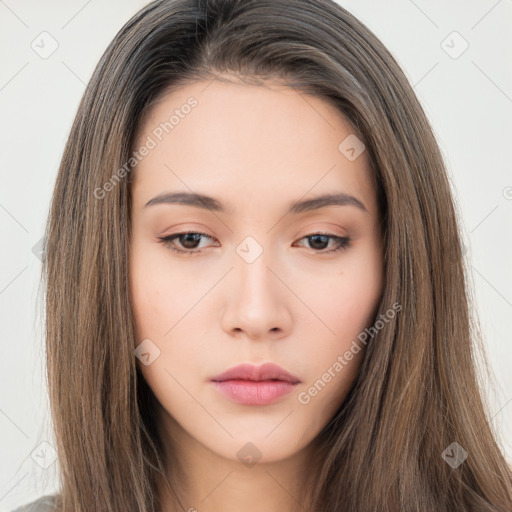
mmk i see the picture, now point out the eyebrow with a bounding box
[144,191,368,214]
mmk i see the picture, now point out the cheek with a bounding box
[301,276,376,390]
[131,261,204,402]
[130,246,213,388]
[305,246,382,342]
[295,247,381,411]
[130,268,165,342]
[295,282,375,431]
[130,242,197,341]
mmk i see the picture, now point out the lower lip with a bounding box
[211,380,297,405]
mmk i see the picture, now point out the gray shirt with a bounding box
[11,494,58,512]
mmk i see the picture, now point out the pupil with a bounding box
[309,235,328,250]
[181,233,200,249]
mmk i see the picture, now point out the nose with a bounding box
[219,242,293,342]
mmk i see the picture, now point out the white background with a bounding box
[1,0,511,509]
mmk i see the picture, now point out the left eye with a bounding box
[157,231,351,255]
[295,233,351,252]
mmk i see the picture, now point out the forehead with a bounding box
[131,78,376,215]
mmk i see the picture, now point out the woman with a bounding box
[14,0,512,510]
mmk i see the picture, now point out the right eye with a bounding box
[157,231,217,255]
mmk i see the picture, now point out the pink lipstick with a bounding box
[210,363,300,405]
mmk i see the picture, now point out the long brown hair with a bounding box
[40,0,512,510]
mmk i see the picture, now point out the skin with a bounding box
[129,76,384,512]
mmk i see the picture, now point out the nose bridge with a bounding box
[233,234,278,302]
[220,233,292,338]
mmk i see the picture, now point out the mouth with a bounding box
[211,379,299,405]
[210,362,301,406]
[211,362,301,384]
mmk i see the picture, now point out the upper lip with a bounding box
[211,363,301,384]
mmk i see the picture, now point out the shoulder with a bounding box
[10,494,59,512]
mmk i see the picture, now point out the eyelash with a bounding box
[157,231,351,255]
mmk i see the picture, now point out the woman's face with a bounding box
[129,77,383,465]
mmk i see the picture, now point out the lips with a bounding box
[210,362,301,384]
[210,363,301,405]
